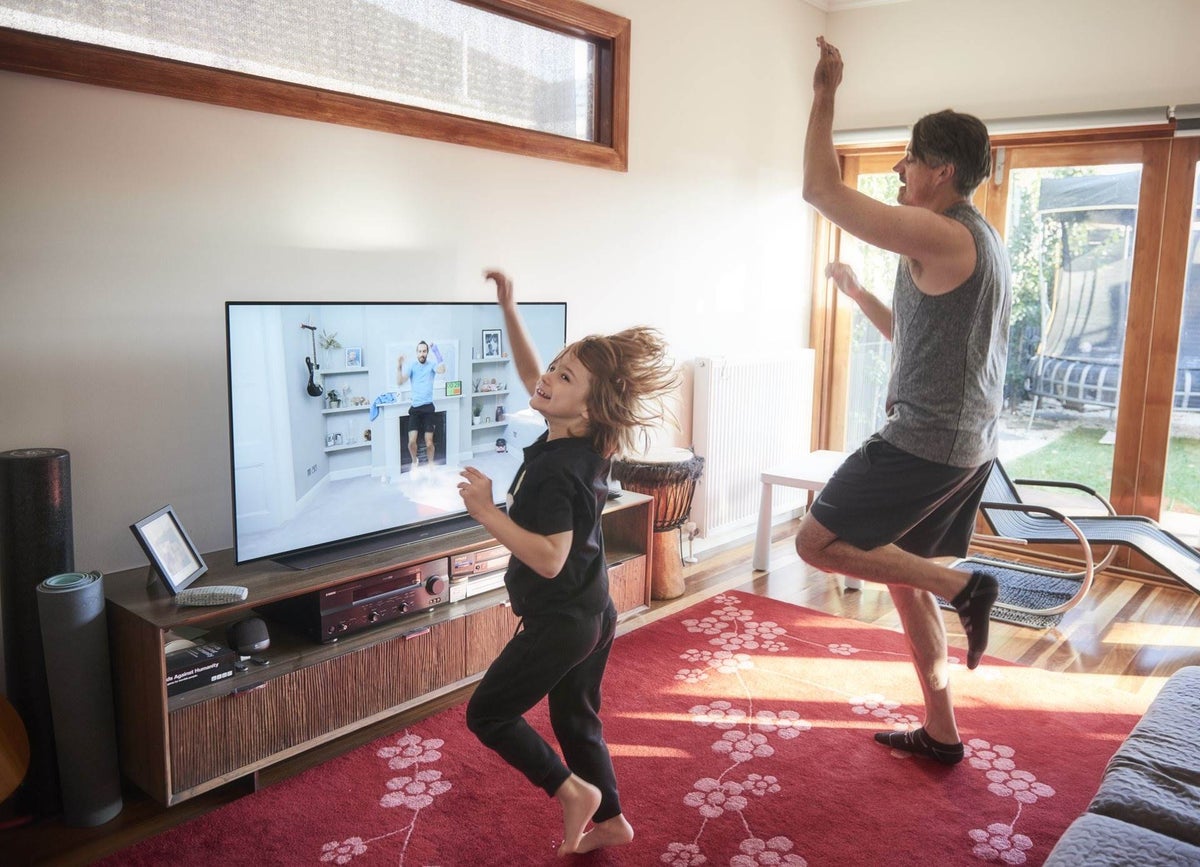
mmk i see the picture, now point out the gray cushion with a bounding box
[1044,813,1200,867]
[1089,666,1200,846]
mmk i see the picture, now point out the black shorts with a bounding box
[409,403,436,436]
[809,434,992,559]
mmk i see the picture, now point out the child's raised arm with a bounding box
[484,270,542,398]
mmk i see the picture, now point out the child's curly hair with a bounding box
[560,326,679,459]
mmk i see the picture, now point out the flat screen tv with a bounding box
[226,301,566,567]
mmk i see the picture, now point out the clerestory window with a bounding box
[0,0,630,170]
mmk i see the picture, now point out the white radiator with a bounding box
[691,351,815,538]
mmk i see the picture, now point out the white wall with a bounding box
[0,0,823,577]
[825,0,1200,129]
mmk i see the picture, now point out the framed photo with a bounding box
[344,347,363,368]
[482,328,503,359]
[130,505,208,594]
[445,380,462,396]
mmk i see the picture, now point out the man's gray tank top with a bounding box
[879,201,1011,468]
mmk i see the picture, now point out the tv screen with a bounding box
[226,301,566,567]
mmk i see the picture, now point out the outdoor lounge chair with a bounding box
[956,461,1200,619]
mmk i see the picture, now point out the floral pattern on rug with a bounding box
[319,734,452,865]
[661,593,1056,866]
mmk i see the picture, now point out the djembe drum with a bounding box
[611,448,705,600]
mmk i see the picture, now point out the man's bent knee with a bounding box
[795,514,838,568]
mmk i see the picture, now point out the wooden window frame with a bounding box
[0,0,630,171]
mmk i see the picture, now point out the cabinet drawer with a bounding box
[169,618,465,793]
[464,599,519,676]
[609,556,648,614]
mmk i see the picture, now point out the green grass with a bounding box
[1006,427,1200,513]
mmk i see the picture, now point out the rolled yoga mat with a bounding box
[36,571,123,827]
[0,446,73,818]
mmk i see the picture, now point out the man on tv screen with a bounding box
[397,340,445,471]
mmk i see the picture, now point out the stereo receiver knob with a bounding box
[368,610,381,623]
[426,574,448,596]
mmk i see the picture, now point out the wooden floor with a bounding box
[7,521,1200,865]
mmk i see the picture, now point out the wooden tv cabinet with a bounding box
[103,492,653,806]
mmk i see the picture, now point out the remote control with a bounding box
[175,585,249,607]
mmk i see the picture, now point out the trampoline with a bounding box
[1024,170,1200,419]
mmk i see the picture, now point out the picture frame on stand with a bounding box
[482,329,502,359]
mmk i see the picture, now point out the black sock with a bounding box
[874,727,964,765]
[951,571,999,670]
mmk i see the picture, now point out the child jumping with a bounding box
[458,269,678,857]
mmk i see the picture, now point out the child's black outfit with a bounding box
[465,432,623,823]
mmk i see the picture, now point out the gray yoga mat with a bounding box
[36,571,123,827]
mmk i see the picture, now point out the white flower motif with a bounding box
[320,837,368,864]
[682,616,728,635]
[742,773,781,797]
[849,694,903,719]
[965,738,1016,768]
[681,648,713,663]
[752,709,811,739]
[690,701,747,728]
[674,667,709,683]
[968,822,1034,863]
[660,841,708,865]
[380,768,452,810]
[683,777,748,818]
[986,768,1056,804]
[714,603,754,623]
[708,650,755,674]
[716,631,761,652]
[730,835,808,866]
[827,642,858,656]
[376,733,444,770]
[744,619,786,639]
[713,729,774,763]
[964,739,1055,803]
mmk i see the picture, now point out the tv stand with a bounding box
[103,492,653,806]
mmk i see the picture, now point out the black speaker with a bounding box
[0,447,72,818]
[227,617,270,656]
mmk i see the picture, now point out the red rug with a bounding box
[100,593,1149,866]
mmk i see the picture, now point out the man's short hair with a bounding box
[910,110,992,197]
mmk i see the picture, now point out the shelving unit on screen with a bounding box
[321,368,372,456]
[471,358,511,455]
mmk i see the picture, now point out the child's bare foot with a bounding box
[554,774,601,856]
[574,814,634,854]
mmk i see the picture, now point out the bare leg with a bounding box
[795,512,985,752]
[555,774,601,857]
[425,432,436,466]
[887,585,958,743]
[407,432,418,468]
[574,814,634,854]
[795,513,971,600]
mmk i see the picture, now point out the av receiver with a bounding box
[261,556,449,643]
